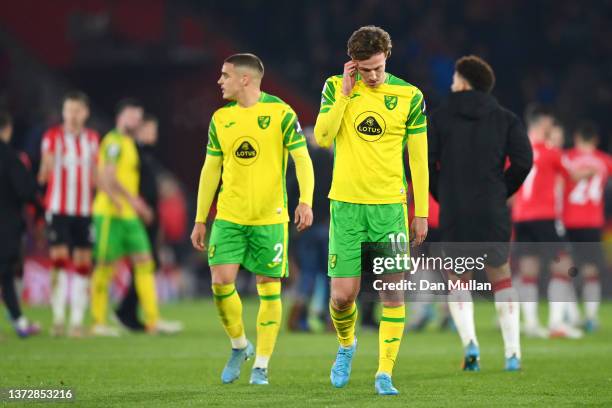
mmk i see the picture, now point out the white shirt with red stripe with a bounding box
[512,141,567,222]
[562,148,612,229]
[41,126,99,217]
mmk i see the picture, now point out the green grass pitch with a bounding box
[2,300,612,407]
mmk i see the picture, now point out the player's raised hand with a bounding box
[294,202,313,232]
[342,61,358,96]
[411,217,428,247]
[191,222,207,251]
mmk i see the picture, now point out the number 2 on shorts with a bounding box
[273,243,283,263]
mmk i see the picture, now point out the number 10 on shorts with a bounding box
[388,232,408,253]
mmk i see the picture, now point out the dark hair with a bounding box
[142,113,158,124]
[115,98,143,116]
[575,121,599,143]
[455,55,495,93]
[63,90,90,107]
[224,53,264,76]
[524,103,554,127]
[347,25,392,60]
[0,111,12,131]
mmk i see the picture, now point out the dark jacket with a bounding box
[428,91,532,240]
[0,141,37,258]
[288,143,333,224]
[138,144,160,214]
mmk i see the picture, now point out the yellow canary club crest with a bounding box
[329,254,337,269]
[384,95,398,110]
[258,115,271,129]
[208,245,216,258]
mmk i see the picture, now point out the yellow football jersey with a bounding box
[314,73,429,216]
[206,92,307,225]
[92,130,140,218]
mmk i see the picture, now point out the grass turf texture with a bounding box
[1,300,612,407]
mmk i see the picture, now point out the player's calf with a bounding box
[69,263,91,334]
[49,257,70,335]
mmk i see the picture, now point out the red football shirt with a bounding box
[512,141,566,222]
[427,194,440,228]
[41,126,99,217]
[407,183,439,228]
[562,148,612,229]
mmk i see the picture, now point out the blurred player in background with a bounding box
[549,121,565,150]
[429,56,532,371]
[114,114,183,333]
[314,26,429,395]
[562,122,612,332]
[191,53,314,385]
[0,112,41,337]
[513,105,590,339]
[287,128,333,333]
[91,99,166,336]
[38,91,99,337]
[407,192,453,332]
[547,122,583,326]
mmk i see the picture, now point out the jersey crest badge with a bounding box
[258,116,271,129]
[384,95,398,110]
[329,254,337,269]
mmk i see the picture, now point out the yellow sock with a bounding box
[212,283,246,349]
[378,305,406,376]
[330,302,358,347]
[133,260,159,328]
[255,282,282,368]
[90,264,114,325]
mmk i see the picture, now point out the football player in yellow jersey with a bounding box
[314,26,429,395]
[191,54,315,385]
[91,99,163,336]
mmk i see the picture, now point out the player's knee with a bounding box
[211,275,234,285]
[132,253,152,265]
[330,293,356,310]
[255,275,280,285]
[485,263,510,283]
[50,245,70,259]
[519,256,539,275]
[210,265,239,285]
[381,300,404,308]
[582,264,599,278]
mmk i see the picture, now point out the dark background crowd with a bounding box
[0,1,611,320]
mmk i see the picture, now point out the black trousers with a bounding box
[115,225,158,329]
[0,257,22,321]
